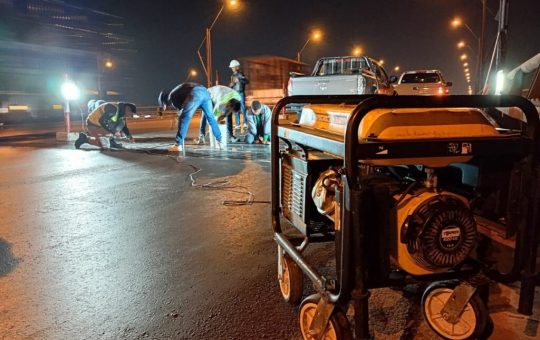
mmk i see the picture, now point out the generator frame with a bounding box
[271,94,540,339]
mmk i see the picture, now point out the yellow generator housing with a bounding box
[299,104,501,167]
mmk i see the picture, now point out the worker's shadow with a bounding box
[0,238,19,277]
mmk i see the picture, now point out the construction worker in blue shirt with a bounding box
[158,82,223,153]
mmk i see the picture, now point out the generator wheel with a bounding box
[422,282,490,340]
[278,252,303,305]
[299,294,353,340]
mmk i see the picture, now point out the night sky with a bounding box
[82,0,540,104]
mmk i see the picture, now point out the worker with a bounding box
[228,59,249,129]
[158,82,222,152]
[245,100,271,145]
[199,85,242,144]
[87,99,105,114]
[75,101,135,149]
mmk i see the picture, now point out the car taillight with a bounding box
[438,87,444,95]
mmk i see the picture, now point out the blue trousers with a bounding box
[176,86,221,144]
[245,133,257,144]
[234,92,247,126]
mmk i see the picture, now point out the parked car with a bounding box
[288,56,395,96]
[391,70,452,95]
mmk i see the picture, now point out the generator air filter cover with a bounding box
[395,192,477,276]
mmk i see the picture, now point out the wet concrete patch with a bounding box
[0,238,19,276]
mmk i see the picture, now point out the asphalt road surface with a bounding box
[0,124,539,339]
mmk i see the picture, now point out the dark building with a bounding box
[239,55,309,106]
[0,0,134,121]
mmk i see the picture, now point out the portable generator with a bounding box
[271,95,540,340]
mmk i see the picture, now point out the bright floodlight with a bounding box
[495,70,505,95]
[61,81,80,101]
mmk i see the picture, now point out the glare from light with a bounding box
[460,54,468,60]
[61,80,80,101]
[394,66,400,72]
[228,0,239,9]
[105,60,113,69]
[352,46,362,56]
[457,40,465,49]
[463,62,469,67]
[451,17,462,28]
[190,69,198,77]
[464,68,470,73]
[311,30,323,42]
[379,59,384,65]
[495,70,505,95]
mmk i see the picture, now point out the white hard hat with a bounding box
[229,59,240,68]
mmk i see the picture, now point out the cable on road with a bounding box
[114,142,271,206]
[169,156,270,206]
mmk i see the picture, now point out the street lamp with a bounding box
[460,54,468,61]
[185,69,198,82]
[379,59,384,65]
[457,40,466,49]
[297,29,323,62]
[60,76,80,133]
[352,46,362,57]
[394,66,400,72]
[97,56,114,98]
[451,17,479,40]
[197,0,241,86]
[463,62,469,67]
[451,16,484,92]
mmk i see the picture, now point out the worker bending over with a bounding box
[158,82,223,153]
[199,85,242,144]
[75,101,135,149]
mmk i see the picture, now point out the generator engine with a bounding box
[311,167,478,276]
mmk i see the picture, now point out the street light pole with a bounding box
[197,2,236,87]
[297,30,322,63]
[479,0,486,93]
[496,0,509,71]
[297,38,311,62]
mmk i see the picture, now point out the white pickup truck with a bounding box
[287,56,395,96]
[392,70,452,95]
